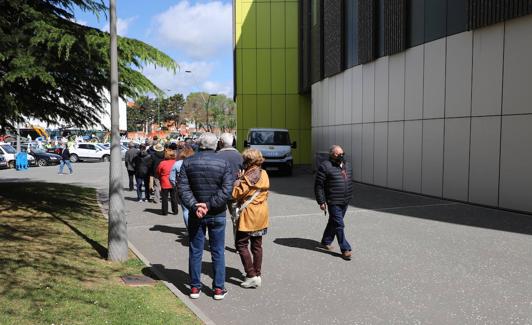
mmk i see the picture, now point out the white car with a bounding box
[0,142,36,168]
[69,142,110,163]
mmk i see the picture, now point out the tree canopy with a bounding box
[0,0,178,129]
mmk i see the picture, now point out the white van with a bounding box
[244,128,296,175]
[0,142,36,168]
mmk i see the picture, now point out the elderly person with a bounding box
[216,133,243,181]
[124,141,139,191]
[314,145,353,260]
[232,148,270,289]
[178,133,233,300]
[170,145,195,227]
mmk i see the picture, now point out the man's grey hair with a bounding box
[219,133,234,148]
[329,145,343,156]
[198,132,218,150]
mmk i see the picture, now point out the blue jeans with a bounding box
[135,176,150,201]
[322,204,351,252]
[188,213,226,290]
[59,160,73,174]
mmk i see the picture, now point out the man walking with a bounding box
[58,143,73,175]
[314,145,353,260]
[124,141,139,191]
[179,133,233,300]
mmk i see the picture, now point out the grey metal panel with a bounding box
[374,123,389,186]
[503,15,532,115]
[310,0,323,83]
[389,52,405,121]
[421,119,444,197]
[362,123,375,183]
[499,115,532,213]
[403,120,422,192]
[406,0,424,47]
[351,124,363,181]
[383,0,406,56]
[311,82,320,126]
[443,118,471,201]
[405,46,424,120]
[334,74,343,125]
[375,57,390,122]
[469,116,501,207]
[323,0,343,78]
[351,66,363,123]
[471,23,504,116]
[447,0,469,36]
[423,38,446,119]
[358,0,376,64]
[343,67,353,123]
[362,62,375,123]
[424,0,447,42]
[321,78,329,126]
[387,121,404,190]
[328,77,336,126]
[445,32,473,118]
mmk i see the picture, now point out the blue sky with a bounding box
[74,0,233,98]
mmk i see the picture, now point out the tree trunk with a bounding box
[107,0,128,262]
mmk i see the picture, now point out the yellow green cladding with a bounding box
[234,0,311,164]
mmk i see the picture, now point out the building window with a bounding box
[345,0,359,68]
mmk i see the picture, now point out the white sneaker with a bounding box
[240,276,261,288]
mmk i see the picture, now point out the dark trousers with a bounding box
[160,187,178,215]
[321,204,352,252]
[127,170,135,190]
[236,231,263,277]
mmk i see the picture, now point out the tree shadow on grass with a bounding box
[0,182,111,300]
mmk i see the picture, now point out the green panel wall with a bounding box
[235,0,311,164]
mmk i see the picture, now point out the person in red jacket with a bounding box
[156,149,178,215]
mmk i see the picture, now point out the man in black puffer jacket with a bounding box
[314,145,353,260]
[178,132,233,300]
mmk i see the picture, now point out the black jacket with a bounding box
[150,151,165,176]
[216,147,243,181]
[178,150,233,216]
[133,151,152,178]
[61,148,70,160]
[314,159,353,206]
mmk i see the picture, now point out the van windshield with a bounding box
[249,131,291,145]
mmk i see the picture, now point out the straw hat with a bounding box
[153,143,164,152]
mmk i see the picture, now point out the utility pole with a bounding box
[107,0,128,262]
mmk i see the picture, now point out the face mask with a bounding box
[331,153,344,163]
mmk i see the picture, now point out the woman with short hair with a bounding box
[232,148,270,288]
[156,149,178,215]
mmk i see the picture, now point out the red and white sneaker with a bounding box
[213,288,227,300]
[190,287,200,299]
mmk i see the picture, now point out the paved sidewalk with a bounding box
[1,163,532,324]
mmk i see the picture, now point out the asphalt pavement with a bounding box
[1,162,531,324]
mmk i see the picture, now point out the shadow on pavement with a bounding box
[149,224,189,247]
[144,262,243,297]
[273,238,342,258]
[270,167,532,236]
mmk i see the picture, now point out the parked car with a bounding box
[0,155,8,169]
[45,145,63,155]
[69,142,111,163]
[0,142,36,168]
[22,145,62,167]
[96,143,126,160]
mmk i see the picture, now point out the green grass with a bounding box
[0,182,201,325]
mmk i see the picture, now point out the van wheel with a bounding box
[8,161,15,169]
[70,154,78,163]
[102,155,110,162]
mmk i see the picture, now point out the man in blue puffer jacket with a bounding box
[178,132,233,301]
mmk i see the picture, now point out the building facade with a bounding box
[305,1,532,213]
[234,0,312,164]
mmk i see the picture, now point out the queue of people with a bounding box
[124,132,353,301]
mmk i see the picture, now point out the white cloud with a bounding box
[102,16,137,36]
[141,61,225,96]
[203,80,233,98]
[154,1,232,60]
